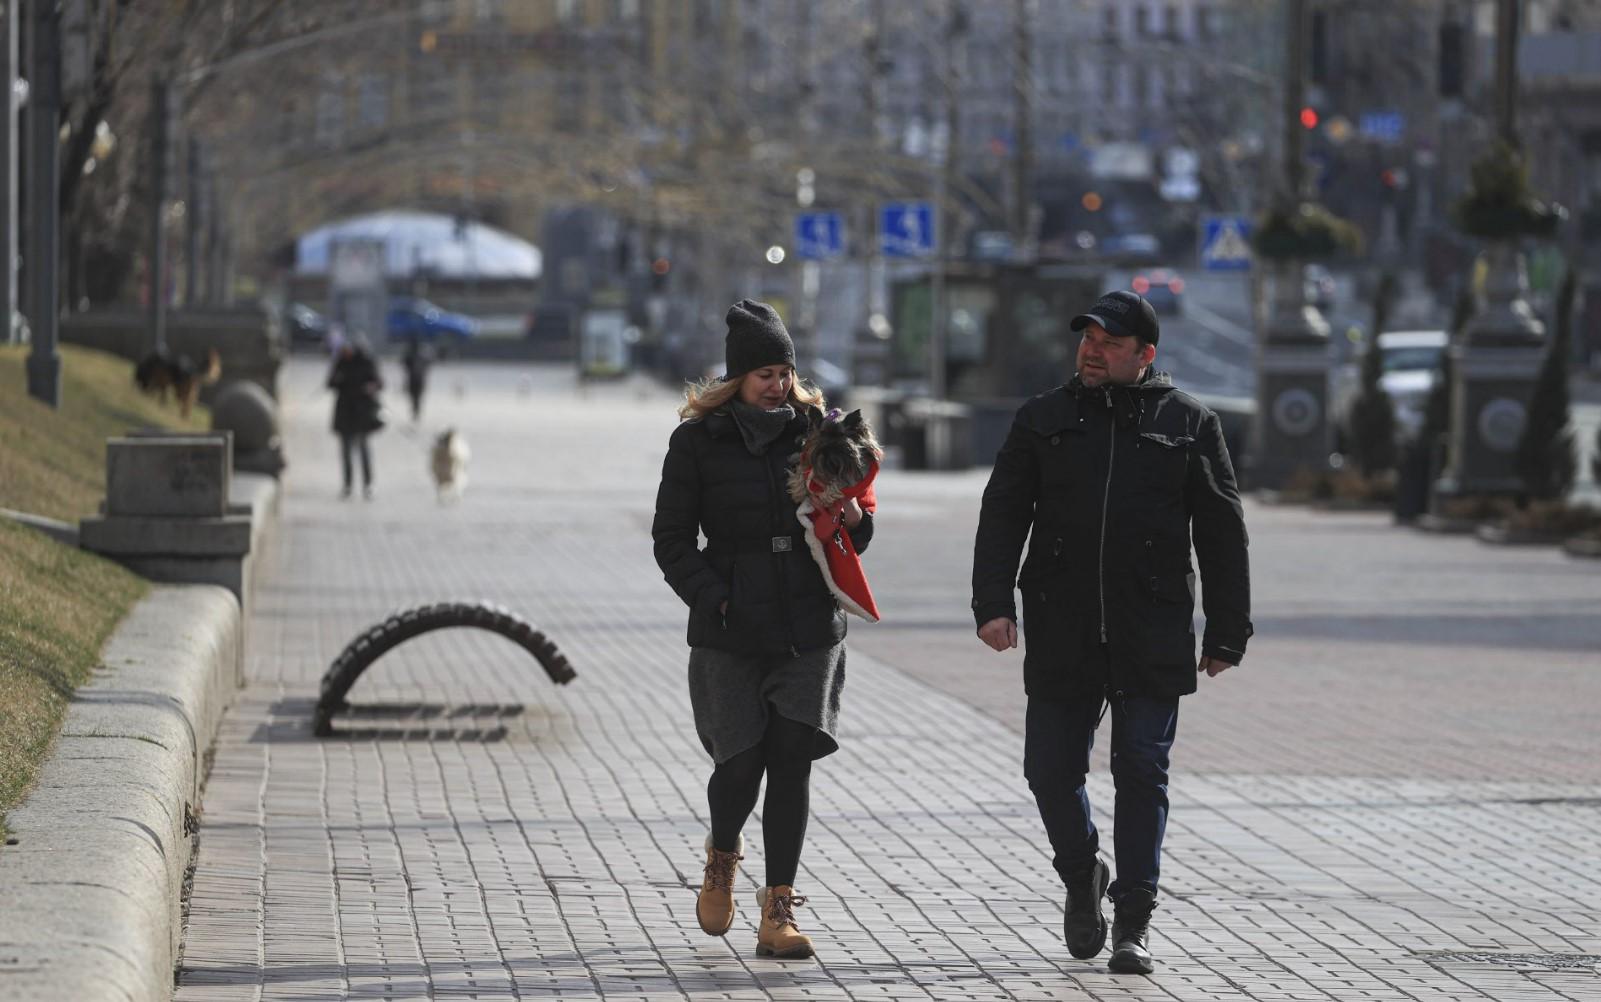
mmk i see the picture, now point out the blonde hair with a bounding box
[678,371,826,420]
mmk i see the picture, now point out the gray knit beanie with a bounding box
[723,299,795,379]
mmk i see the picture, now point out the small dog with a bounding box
[788,408,884,621]
[133,347,221,418]
[430,427,471,503]
[787,408,882,508]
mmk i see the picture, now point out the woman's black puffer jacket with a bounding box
[652,405,873,657]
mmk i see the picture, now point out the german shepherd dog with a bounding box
[134,347,221,418]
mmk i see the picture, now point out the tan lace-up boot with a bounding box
[696,834,744,936]
[755,885,815,958]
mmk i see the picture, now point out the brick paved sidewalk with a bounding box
[175,359,1601,1001]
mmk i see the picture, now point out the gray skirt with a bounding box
[688,642,846,764]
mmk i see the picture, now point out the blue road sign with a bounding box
[880,202,935,258]
[1359,111,1405,144]
[1199,215,1253,272]
[794,212,845,261]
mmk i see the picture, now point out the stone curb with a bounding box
[0,470,278,1002]
[0,584,240,1002]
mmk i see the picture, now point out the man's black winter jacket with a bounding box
[971,372,1251,699]
[653,405,873,657]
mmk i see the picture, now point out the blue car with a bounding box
[387,297,479,343]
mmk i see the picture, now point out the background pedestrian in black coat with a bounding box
[327,335,384,499]
[401,338,434,422]
[971,290,1252,975]
[652,299,873,960]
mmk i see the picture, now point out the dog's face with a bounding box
[802,408,881,491]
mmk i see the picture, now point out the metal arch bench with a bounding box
[313,601,576,737]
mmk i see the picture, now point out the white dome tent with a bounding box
[295,210,542,282]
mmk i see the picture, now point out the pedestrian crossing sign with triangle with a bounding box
[1200,215,1253,272]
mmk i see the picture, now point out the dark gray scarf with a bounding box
[728,400,796,456]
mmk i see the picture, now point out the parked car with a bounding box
[387,297,479,344]
[1101,232,1161,261]
[1131,267,1185,315]
[286,302,329,348]
[1330,329,1449,449]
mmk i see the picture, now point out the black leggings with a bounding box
[707,710,815,888]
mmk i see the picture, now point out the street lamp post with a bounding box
[24,0,62,407]
[1494,0,1519,148]
[0,0,18,348]
[1436,0,1548,500]
[1249,0,1333,490]
[148,75,173,355]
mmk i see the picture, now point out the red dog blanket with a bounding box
[795,460,880,622]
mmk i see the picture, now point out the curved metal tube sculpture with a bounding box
[313,601,576,737]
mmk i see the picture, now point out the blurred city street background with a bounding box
[3,1,1601,1000]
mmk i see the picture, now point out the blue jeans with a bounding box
[1024,690,1179,901]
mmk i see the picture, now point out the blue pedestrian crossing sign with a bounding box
[1359,111,1405,145]
[1199,215,1253,272]
[880,202,935,258]
[794,212,845,261]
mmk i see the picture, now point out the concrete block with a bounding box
[210,379,279,452]
[79,514,251,557]
[105,436,232,517]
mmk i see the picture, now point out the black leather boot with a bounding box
[1108,887,1156,974]
[1062,858,1110,959]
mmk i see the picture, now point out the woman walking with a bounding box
[328,334,384,499]
[652,300,873,959]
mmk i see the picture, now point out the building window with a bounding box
[475,63,504,126]
[314,86,343,148]
[1197,6,1216,40]
[555,69,585,132]
[556,0,580,24]
[411,58,455,124]
[1165,4,1178,37]
[1103,4,1118,39]
[1134,5,1149,36]
[357,74,389,130]
[474,0,501,24]
[1172,62,1190,99]
[617,0,640,17]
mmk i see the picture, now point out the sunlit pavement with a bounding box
[175,355,1601,1001]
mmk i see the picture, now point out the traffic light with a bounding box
[1439,21,1464,98]
[1300,106,1320,130]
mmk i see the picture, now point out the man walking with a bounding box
[971,290,1252,974]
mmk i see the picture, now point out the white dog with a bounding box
[430,428,470,503]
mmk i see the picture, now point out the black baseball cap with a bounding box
[1070,289,1160,345]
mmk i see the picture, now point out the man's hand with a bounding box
[977,617,1018,652]
[1198,655,1234,678]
